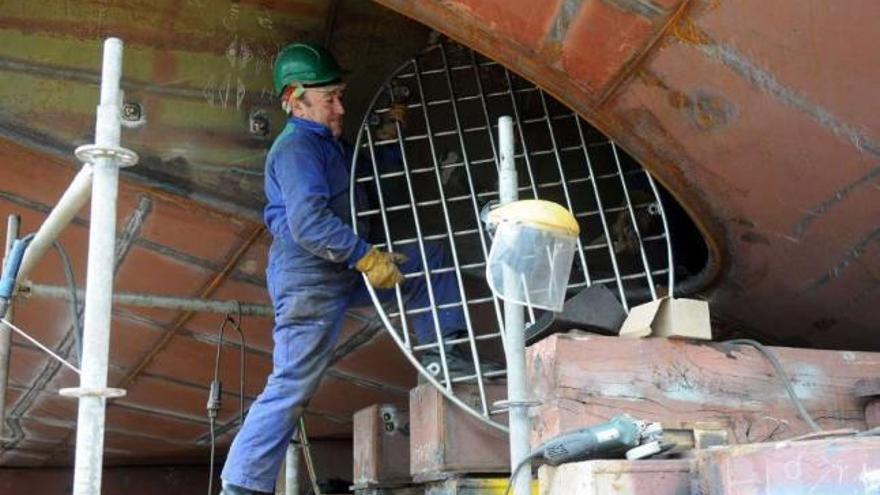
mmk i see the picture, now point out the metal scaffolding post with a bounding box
[0,214,20,439]
[65,37,137,495]
[25,282,273,317]
[498,116,531,495]
[284,440,301,495]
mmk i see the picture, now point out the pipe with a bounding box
[71,38,125,495]
[16,165,93,284]
[498,116,531,495]
[284,439,301,495]
[25,283,272,317]
[0,214,20,439]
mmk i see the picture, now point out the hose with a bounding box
[721,339,822,433]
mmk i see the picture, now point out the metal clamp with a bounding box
[59,387,127,399]
[75,144,139,168]
[492,399,541,414]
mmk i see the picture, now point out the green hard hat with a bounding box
[273,42,343,96]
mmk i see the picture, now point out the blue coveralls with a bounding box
[221,117,465,493]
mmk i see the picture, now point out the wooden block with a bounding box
[409,383,509,480]
[866,399,880,429]
[353,404,411,487]
[693,436,880,494]
[538,460,692,495]
[424,476,539,494]
[528,334,880,446]
[355,486,422,495]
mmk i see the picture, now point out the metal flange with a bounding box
[59,387,127,399]
[74,144,139,168]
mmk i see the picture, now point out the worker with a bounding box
[221,42,500,494]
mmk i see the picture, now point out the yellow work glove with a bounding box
[355,247,408,289]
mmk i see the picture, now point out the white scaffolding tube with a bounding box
[0,215,20,440]
[16,165,93,284]
[68,38,136,495]
[25,283,273,317]
[498,116,531,495]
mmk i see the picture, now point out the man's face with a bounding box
[291,86,346,138]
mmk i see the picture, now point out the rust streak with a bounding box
[805,226,880,292]
[116,224,265,388]
[667,15,880,237]
[598,0,693,105]
[603,0,667,20]
[546,0,586,44]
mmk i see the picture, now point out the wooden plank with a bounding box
[693,436,880,494]
[538,460,692,495]
[353,404,411,487]
[409,383,509,480]
[528,334,880,446]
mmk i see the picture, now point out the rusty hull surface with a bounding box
[0,0,429,468]
[375,0,880,350]
[0,0,878,474]
[0,137,413,467]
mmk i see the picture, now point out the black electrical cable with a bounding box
[232,302,246,422]
[52,240,83,365]
[208,415,217,495]
[721,339,822,433]
[207,307,247,495]
[207,314,230,495]
[503,452,540,495]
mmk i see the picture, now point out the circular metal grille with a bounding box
[350,41,673,430]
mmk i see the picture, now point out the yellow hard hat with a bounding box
[487,199,580,236]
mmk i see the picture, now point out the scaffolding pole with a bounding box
[66,38,136,495]
[498,116,531,495]
[25,283,273,317]
[0,215,20,440]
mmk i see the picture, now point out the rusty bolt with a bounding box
[121,102,143,122]
[390,83,411,101]
[249,112,270,137]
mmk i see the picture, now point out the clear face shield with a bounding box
[485,200,580,312]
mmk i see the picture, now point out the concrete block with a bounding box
[538,460,692,495]
[528,334,880,447]
[353,404,411,488]
[409,383,509,480]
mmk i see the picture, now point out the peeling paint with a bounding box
[546,0,585,44]
[790,364,822,401]
[597,383,643,399]
[861,469,880,494]
[604,0,667,20]
[794,166,880,238]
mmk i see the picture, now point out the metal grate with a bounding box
[350,41,673,430]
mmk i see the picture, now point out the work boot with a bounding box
[220,482,271,495]
[418,339,505,383]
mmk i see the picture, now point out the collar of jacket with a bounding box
[287,116,335,139]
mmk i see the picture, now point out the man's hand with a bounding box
[355,247,408,289]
